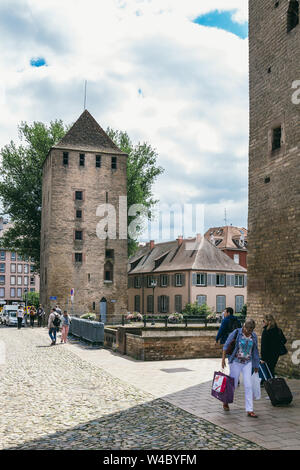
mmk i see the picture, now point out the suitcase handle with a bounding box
[259,361,274,380]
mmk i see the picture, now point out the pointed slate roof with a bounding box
[53,110,126,155]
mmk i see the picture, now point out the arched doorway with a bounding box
[100,297,107,324]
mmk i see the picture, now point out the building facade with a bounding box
[0,218,40,306]
[204,226,248,269]
[40,110,128,323]
[128,236,247,315]
[248,1,300,377]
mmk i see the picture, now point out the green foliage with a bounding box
[23,291,40,309]
[0,120,68,270]
[182,302,213,317]
[241,304,247,316]
[106,128,164,256]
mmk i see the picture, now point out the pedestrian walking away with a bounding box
[260,314,287,382]
[37,305,45,327]
[29,306,36,328]
[61,311,71,343]
[17,305,24,330]
[48,308,60,345]
[216,307,241,345]
[222,319,260,418]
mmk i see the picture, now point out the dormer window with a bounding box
[287,1,299,32]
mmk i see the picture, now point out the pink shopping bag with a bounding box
[211,371,235,404]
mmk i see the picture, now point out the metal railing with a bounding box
[121,314,247,328]
[69,317,104,343]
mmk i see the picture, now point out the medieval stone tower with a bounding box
[248,1,300,377]
[40,110,128,323]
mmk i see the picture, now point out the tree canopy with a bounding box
[0,120,163,267]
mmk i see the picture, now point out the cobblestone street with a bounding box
[0,327,263,450]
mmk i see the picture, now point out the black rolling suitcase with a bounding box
[259,363,293,406]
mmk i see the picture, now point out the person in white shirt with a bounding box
[17,305,24,330]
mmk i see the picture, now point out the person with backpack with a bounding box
[260,314,287,380]
[48,308,61,345]
[60,311,71,343]
[215,307,241,345]
[221,319,260,418]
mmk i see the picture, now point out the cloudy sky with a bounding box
[0,0,249,241]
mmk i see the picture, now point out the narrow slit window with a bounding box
[79,153,85,167]
[272,126,282,151]
[75,230,83,241]
[96,155,101,168]
[287,1,299,32]
[111,157,117,169]
[75,253,83,263]
[63,152,69,166]
[76,210,82,219]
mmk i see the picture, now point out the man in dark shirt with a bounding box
[215,307,241,345]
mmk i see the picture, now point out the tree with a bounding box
[0,120,68,270]
[23,291,40,309]
[0,121,164,266]
[106,128,164,256]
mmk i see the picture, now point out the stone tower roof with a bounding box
[53,109,126,155]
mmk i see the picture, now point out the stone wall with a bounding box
[248,1,300,377]
[125,330,223,361]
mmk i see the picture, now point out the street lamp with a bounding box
[150,279,157,325]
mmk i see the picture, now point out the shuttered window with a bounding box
[147,295,154,313]
[234,275,244,287]
[216,295,226,313]
[158,295,169,313]
[174,295,182,313]
[196,273,206,286]
[134,295,141,312]
[235,296,244,313]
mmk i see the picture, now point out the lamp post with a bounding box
[151,279,157,325]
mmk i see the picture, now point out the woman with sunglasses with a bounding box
[221,319,260,418]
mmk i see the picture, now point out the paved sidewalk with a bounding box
[63,333,300,450]
[0,327,262,450]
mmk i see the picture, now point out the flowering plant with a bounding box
[168,313,183,323]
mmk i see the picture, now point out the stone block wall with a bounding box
[248,1,300,377]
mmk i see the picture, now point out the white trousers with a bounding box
[229,361,253,412]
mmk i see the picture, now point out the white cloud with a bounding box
[0,0,249,233]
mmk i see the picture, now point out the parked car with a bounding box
[2,305,24,326]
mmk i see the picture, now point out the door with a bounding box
[100,298,107,324]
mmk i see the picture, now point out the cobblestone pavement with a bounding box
[0,327,263,450]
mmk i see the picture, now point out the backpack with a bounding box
[227,316,241,334]
[53,314,61,327]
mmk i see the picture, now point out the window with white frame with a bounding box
[134,276,141,288]
[11,252,16,261]
[175,273,182,286]
[0,251,5,261]
[233,254,240,264]
[161,274,168,287]
[24,276,28,286]
[216,274,226,286]
[10,276,16,285]
[196,273,206,286]
[0,263,5,273]
[0,287,4,297]
[0,276,5,285]
[10,288,15,297]
[17,276,22,286]
[216,295,226,313]
[17,264,23,273]
[24,264,29,274]
[17,288,22,298]
[234,275,244,287]
[10,264,16,273]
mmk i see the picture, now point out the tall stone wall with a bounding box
[248,0,300,377]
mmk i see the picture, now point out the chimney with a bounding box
[150,240,155,250]
[177,235,183,247]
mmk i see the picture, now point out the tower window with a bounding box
[104,261,113,282]
[272,126,282,151]
[105,249,114,259]
[75,253,83,263]
[63,152,69,165]
[79,153,85,166]
[76,209,82,219]
[96,155,101,168]
[75,191,83,200]
[75,230,83,241]
[287,1,299,32]
[111,157,117,169]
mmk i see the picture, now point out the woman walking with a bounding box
[29,306,36,328]
[61,311,71,343]
[221,319,260,418]
[261,314,287,379]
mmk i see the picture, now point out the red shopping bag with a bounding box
[211,371,235,404]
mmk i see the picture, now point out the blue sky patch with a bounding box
[193,10,248,39]
[30,57,47,67]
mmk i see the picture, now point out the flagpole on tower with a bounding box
[84,80,87,110]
